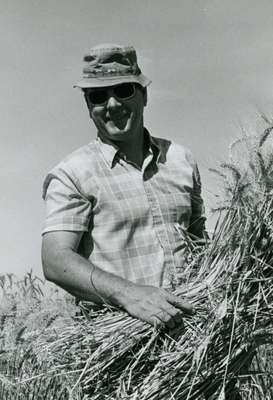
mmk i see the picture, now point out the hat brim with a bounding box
[73,73,151,89]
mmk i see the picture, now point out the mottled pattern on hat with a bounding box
[82,44,140,78]
[74,43,151,88]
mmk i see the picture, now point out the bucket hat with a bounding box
[74,43,151,89]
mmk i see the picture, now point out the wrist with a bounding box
[112,280,137,309]
[90,266,137,308]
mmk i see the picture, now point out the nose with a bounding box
[106,95,121,109]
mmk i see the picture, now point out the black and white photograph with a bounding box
[1,1,273,398]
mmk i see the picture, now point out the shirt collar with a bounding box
[96,136,120,168]
[147,130,161,164]
[96,128,162,168]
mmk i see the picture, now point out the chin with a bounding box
[107,130,132,141]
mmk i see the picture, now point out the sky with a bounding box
[1,0,273,278]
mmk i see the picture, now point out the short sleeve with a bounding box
[42,168,92,235]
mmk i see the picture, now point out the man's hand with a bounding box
[121,285,194,329]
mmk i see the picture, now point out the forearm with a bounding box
[42,246,135,307]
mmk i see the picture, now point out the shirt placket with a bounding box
[142,157,178,289]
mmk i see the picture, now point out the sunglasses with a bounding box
[87,83,136,106]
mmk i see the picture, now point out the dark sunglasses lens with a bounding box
[88,90,108,105]
[114,83,135,99]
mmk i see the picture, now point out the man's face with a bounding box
[85,83,146,143]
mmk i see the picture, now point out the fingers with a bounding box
[123,284,194,329]
[162,303,183,328]
[172,311,184,326]
[150,311,176,329]
[149,292,193,329]
[151,303,184,330]
[165,292,195,315]
[150,315,164,329]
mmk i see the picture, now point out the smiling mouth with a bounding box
[106,112,131,128]
[109,112,129,122]
[112,116,127,123]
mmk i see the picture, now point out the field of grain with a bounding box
[1,121,273,399]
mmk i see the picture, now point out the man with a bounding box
[41,43,207,329]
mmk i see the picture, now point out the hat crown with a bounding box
[83,44,140,78]
[74,43,151,89]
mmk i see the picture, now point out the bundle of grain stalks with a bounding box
[1,120,273,399]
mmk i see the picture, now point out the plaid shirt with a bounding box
[42,130,206,288]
